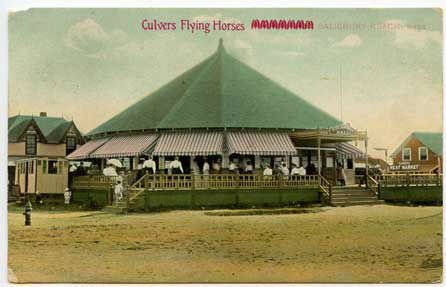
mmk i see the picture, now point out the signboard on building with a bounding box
[390,164,419,171]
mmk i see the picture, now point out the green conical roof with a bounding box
[88,39,341,136]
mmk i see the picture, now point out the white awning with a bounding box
[153,131,224,156]
[226,131,296,156]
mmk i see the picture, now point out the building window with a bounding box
[25,134,37,155]
[419,147,428,161]
[48,160,58,174]
[402,147,411,161]
[42,160,47,174]
[66,136,77,155]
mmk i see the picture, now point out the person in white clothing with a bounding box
[281,162,289,176]
[245,161,253,174]
[169,157,184,174]
[202,160,210,175]
[290,164,300,176]
[298,165,306,176]
[64,188,71,205]
[114,180,124,203]
[143,156,156,174]
[263,164,272,176]
[228,160,237,173]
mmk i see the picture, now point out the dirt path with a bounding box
[8,205,442,283]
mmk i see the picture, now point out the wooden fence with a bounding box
[377,173,442,187]
[129,174,320,191]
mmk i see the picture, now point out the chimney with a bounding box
[39,112,47,117]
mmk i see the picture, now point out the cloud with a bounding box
[334,34,362,47]
[384,19,441,49]
[65,18,127,56]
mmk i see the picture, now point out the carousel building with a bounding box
[67,39,368,185]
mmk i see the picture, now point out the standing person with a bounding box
[273,163,282,176]
[114,179,124,204]
[281,162,290,176]
[341,165,347,186]
[212,158,221,174]
[298,165,306,176]
[202,159,210,175]
[64,188,71,205]
[228,160,237,174]
[77,162,86,176]
[143,156,157,174]
[263,164,273,179]
[169,157,184,174]
[245,160,253,174]
[290,164,300,176]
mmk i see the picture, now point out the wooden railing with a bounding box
[318,175,332,205]
[367,175,380,198]
[72,175,128,189]
[377,173,442,187]
[128,173,320,191]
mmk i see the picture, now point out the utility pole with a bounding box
[374,147,389,173]
[339,65,343,121]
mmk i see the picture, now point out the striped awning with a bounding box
[90,134,159,158]
[336,142,365,159]
[153,131,224,156]
[66,138,110,160]
[226,131,296,156]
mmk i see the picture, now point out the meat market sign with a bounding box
[390,164,419,171]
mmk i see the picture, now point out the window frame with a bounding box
[418,146,428,161]
[25,133,37,155]
[66,136,77,155]
[402,147,412,161]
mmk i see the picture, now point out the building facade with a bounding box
[390,132,442,173]
[8,113,84,194]
[68,39,368,185]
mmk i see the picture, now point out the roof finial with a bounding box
[218,38,224,49]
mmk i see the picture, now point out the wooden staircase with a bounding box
[330,186,383,207]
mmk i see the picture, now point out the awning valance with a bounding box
[227,131,296,156]
[336,142,365,159]
[153,131,224,156]
[66,138,110,160]
[90,134,158,158]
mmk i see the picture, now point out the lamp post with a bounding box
[374,147,389,173]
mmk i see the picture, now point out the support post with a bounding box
[365,132,369,187]
[317,137,321,177]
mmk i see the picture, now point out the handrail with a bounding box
[117,174,321,191]
[318,175,332,205]
[367,175,380,197]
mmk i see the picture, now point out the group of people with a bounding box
[263,163,307,177]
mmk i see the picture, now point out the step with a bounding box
[332,200,384,207]
[331,193,376,199]
[102,205,128,214]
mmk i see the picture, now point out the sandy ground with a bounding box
[8,205,442,283]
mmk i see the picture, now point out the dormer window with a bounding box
[25,131,37,155]
[66,136,77,155]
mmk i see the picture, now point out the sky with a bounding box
[8,8,443,158]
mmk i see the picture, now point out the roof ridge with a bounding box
[157,50,221,128]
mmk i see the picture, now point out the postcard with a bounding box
[7,8,443,283]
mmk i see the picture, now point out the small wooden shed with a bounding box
[15,157,68,194]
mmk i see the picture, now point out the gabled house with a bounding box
[8,112,84,195]
[390,132,442,173]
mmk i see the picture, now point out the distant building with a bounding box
[8,112,84,195]
[390,132,442,174]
